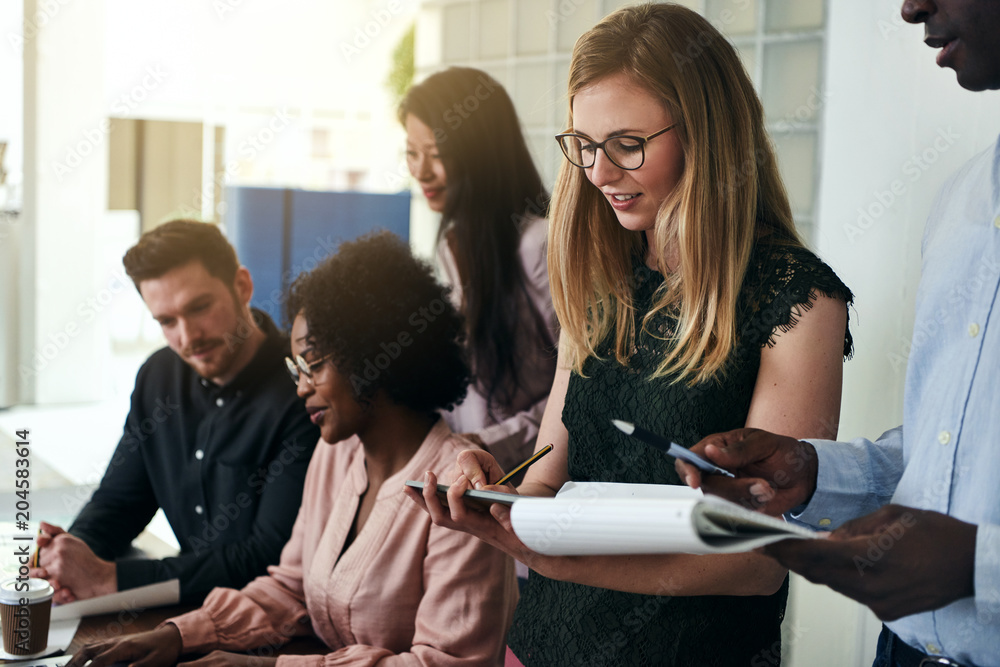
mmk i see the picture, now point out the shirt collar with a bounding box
[199,308,288,395]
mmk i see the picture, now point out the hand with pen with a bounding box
[676,427,978,621]
[675,428,820,516]
[404,445,552,570]
[28,521,117,603]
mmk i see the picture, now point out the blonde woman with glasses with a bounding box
[408,3,853,665]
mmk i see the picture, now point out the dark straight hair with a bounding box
[399,67,551,410]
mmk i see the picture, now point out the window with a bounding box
[420,0,827,237]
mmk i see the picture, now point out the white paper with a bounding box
[510,482,818,555]
[50,579,180,622]
[553,481,704,501]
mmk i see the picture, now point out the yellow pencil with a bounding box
[496,444,553,486]
[31,529,41,568]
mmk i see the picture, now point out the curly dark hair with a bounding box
[286,231,470,415]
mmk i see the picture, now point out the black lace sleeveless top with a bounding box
[507,243,853,666]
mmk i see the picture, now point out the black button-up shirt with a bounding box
[69,310,319,603]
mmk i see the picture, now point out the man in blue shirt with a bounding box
[678,1,1000,665]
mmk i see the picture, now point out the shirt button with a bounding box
[926,643,940,654]
[195,450,204,460]
[216,397,225,407]
[818,518,832,527]
[938,431,951,445]
[195,505,204,515]
[969,323,980,337]
[201,379,209,387]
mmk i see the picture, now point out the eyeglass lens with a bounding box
[558,135,646,170]
[285,357,301,383]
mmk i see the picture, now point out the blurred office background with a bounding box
[1,1,998,664]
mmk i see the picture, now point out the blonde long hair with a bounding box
[550,2,802,384]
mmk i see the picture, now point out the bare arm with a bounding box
[744,292,845,440]
[515,351,571,498]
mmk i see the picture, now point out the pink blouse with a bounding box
[167,420,518,666]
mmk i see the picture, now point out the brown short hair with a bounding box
[123,220,240,290]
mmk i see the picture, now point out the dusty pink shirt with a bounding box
[167,420,517,666]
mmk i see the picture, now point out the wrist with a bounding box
[956,520,978,600]
[157,623,185,656]
[100,560,118,597]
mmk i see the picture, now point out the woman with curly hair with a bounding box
[410,4,853,665]
[399,67,558,474]
[70,231,517,667]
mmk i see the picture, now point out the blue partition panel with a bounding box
[226,186,411,324]
[227,186,288,321]
[289,189,411,282]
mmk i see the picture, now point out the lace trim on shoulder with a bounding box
[743,243,855,359]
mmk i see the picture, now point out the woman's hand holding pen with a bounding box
[405,449,538,567]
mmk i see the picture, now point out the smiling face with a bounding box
[405,114,449,213]
[290,313,369,445]
[139,260,254,385]
[570,72,685,235]
[902,0,1000,91]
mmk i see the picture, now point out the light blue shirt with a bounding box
[796,135,1000,667]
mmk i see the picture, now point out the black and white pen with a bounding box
[611,419,736,478]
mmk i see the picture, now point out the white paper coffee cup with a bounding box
[0,577,55,655]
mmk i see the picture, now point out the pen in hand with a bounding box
[611,419,736,478]
[495,444,554,486]
[31,528,42,569]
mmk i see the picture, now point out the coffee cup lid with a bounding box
[0,578,55,604]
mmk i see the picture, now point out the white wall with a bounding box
[818,0,1000,444]
[20,0,111,405]
[102,0,416,195]
[0,2,24,407]
[787,1,1000,665]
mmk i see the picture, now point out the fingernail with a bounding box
[749,482,774,502]
[474,479,484,490]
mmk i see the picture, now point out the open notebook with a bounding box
[403,480,819,554]
[508,482,820,555]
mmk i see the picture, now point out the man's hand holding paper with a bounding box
[763,505,976,621]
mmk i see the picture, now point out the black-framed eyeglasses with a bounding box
[555,123,679,170]
[285,352,334,386]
